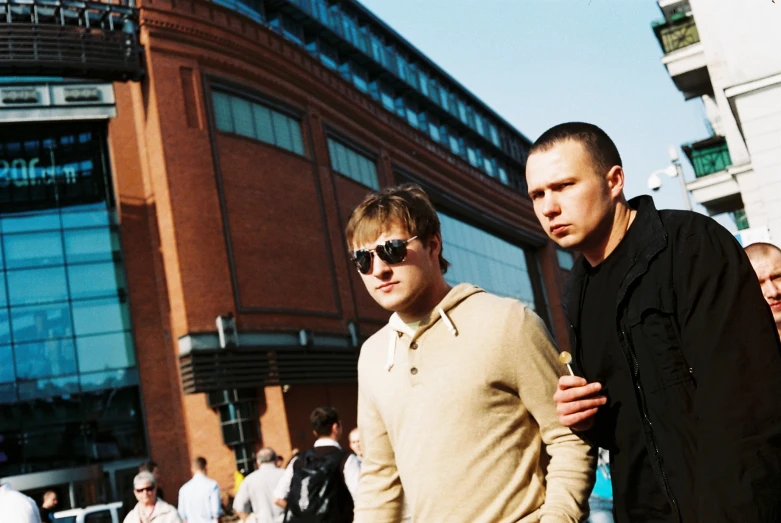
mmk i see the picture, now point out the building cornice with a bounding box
[138,1,540,230]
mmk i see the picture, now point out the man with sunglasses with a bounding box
[347,183,595,523]
[123,472,181,523]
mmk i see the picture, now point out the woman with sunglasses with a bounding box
[123,471,181,523]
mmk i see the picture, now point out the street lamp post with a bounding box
[647,146,692,211]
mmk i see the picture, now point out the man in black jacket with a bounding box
[525,122,781,522]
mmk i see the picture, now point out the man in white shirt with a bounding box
[273,407,360,522]
[348,428,362,463]
[0,483,42,523]
[177,457,222,523]
[233,448,285,522]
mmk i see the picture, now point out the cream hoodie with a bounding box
[355,284,595,523]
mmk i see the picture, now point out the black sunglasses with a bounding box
[135,486,155,493]
[351,236,418,274]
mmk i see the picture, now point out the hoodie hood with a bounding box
[383,283,484,371]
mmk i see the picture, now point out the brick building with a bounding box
[0,0,571,509]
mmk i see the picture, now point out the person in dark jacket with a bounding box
[525,121,781,523]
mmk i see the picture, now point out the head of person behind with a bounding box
[348,428,362,458]
[256,447,278,468]
[744,242,781,338]
[310,407,342,443]
[345,183,451,322]
[132,471,158,511]
[139,460,159,480]
[41,490,57,511]
[525,122,631,266]
[191,456,208,477]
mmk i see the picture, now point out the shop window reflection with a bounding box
[64,228,118,264]
[79,330,132,376]
[0,345,14,383]
[11,305,72,343]
[68,263,126,301]
[4,231,64,268]
[17,374,80,401]
[0,122,146,476]
[80,368,138,392]
[0,209,60,234]
[60,204,112,229]
[0,309,9,343]
[71,298,131,336]
[7,267,69,306]
[14,338,77,379]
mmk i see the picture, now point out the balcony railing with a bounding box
[0,0,143,81]
[682,136,732,178]
[652,13,700,54]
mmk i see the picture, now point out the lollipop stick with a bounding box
[565,363,574,376]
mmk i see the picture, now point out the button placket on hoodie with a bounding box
[408,333,422,386]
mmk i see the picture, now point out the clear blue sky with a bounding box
[358,0,732,228]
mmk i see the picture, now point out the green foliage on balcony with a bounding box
[732,209,750,231]
[652,15,700,54]
[682,137,733,178]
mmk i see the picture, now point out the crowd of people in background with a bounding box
[1,121,780,523]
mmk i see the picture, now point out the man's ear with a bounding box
[605,165,625,199]
[428,233,443,260]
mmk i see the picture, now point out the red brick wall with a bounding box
[106,0,570,500]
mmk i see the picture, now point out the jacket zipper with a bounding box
[620,326,682,523]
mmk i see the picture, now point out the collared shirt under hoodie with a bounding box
[578,218,673,522]
[355,283,595,523]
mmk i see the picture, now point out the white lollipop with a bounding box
[559,351,575,376]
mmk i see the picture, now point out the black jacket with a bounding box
[566,196,781,523]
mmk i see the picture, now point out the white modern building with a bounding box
[653,0,781,246]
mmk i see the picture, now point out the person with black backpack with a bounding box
[273,407,360,523]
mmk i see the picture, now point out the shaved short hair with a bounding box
[745,242,781,261]
[529,122,622,177]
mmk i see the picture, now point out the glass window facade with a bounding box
[439,213,537,309]
[327,138,379,189]
[212,90,306,156]
[244,0,530,192]
[0,122,145,477]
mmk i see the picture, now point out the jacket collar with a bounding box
[564,195,667,328]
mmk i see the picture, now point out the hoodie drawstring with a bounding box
[385,333,397,372]
[385,308,458,372]
[438,308,458,337]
